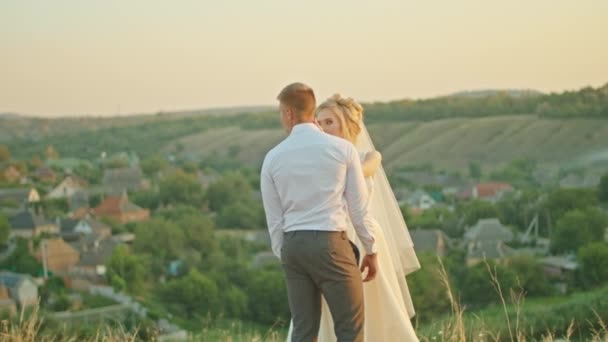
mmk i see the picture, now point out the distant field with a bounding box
[165,115,608,172]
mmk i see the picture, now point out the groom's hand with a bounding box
[360,253,378,282]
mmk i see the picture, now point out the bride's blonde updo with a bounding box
[317,94,364,143]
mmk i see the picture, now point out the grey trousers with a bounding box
[281,230,364,342]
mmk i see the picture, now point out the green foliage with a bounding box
[543,188,598,223]
[408,253,452,323]
[506,255,553,297]
[205,172,253,212]
[460,200,501,227]
[469,161,482,180]
[105,245,148,292]
[0,238,42,276]
[551,208,608,254]
[490,159,537,187]
[599,172,608,203]
[216,200,265,230]
[140,155,169,177]
[578,242,608,288]
[158,170,204,206]
[161,269,221,318]
[0,214,9,246]
[459,261,517,308]
[364,84,608,123]
[244,268,290,325]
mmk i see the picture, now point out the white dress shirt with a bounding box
[260,123,377,258]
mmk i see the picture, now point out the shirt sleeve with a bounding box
[343,144,377,254]
[260,155,284,259]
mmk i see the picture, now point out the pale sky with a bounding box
[1,0,607,117]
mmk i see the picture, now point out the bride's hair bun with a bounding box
[318,93,364,142]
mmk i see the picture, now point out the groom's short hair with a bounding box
[277,82,316,119]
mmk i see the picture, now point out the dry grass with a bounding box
[0,306,138,342]
[2,265,607,342]
[419,258,608,342]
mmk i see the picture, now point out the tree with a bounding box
[216,200,265,229]
[407,253,452,322]
[162,269,221,318]
[543,188,598,223]
[106,245,147,292]
[245,268,290,324]
[599,172,608,203]
[0,214,9,247]
[133,219,185,267]
[459,261,517,307]
[205,172,254,212]
[0,145,10,162]
[0,238,42,276]
[469,162,482,180]
[159,170,204,206]
[141,155,169,177]
[461,200,501,226]
[551,208,608,254]
[578,242,608,288]
[506,255,553,297]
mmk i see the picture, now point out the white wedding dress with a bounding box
[287,124,420,341]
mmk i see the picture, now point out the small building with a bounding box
[459,182,514,202]
[0,188,40,207]
[405,190,437,210]
[33,238,80,274]
[93,192,149,224]
[2,165,22,183]
[410,229,450,257]
[46,175,88,200]
[34,166,57,183]
[9,209,58,238]
[0,271,38,308]
[466,241,515,267]
[540,255,579,294]
[464,218,514,244]
[58,217,112,241]
[70,237,120,289]
[102,167,147,194]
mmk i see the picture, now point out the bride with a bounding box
[287,94,421,341]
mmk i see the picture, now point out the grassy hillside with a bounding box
[165,115,608,172]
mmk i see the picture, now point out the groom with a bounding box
[261,82,378,342]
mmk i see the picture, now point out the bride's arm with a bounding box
[362,151,382,177]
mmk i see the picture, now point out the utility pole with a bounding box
[41,239,49,279]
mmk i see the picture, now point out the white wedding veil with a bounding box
[356,122,421,316]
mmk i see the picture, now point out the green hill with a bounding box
[164,115,608,172]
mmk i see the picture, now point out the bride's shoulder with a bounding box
[361,150,382,162]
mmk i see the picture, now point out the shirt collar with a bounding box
[290,123,321,135]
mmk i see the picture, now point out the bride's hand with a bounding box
[360,254,378,282]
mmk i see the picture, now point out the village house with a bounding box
[464,218,515,266]
[9,209,58,238]
[1,165,22,183]
[0,188,40,208]
[33,238,80,275]
[93,192,149,223]
[34,166,57,183]
[46,175,88,200]
[69,237,120,290]
[410,229,450,257]
[459,182,514,202]
[405,190,437,211]
[0,285,17,315]
[102,166,148,194]
[0,271,38,308]
[58,217,112,241]
[540,255,579,294]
